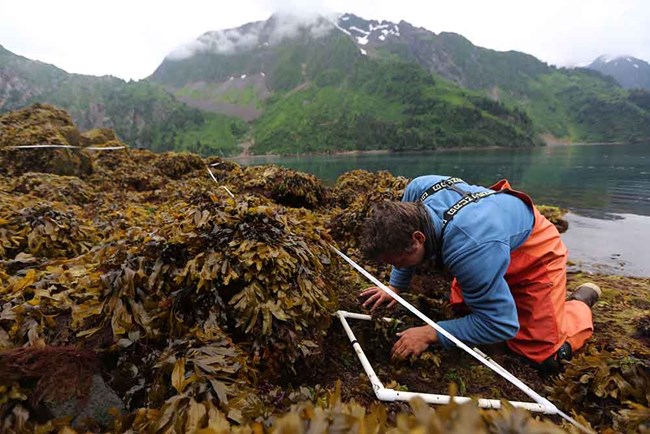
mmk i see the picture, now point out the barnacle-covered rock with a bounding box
[0,103,93,177]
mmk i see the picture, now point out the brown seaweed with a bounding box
[1,104,649,433]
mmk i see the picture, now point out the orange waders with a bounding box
[450,180,594,364]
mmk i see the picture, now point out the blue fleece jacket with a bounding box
[389,175,535,347]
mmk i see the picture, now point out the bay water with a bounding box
[233,143,650,277]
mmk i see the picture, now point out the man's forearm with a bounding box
[436,313,520,347]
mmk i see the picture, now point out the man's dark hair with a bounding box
[360,201,431,260]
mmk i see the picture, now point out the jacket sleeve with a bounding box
[435,240,520,347]
[402,179,422,202]
[389,267,415,290]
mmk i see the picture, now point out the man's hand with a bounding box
[390,325,438,360]
[360,285,399,311]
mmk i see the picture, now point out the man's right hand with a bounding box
[360,285,400,311]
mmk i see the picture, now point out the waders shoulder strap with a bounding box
[417,178,500,267]
[441,190,499,229]
[418,177,465,202]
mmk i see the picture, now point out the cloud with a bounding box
[262,0,335,16]
[267,12,336,44]
[166,9,337,60]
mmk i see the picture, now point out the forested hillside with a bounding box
[336,14,650,143]
[0,45,247,155]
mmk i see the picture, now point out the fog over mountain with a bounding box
[167,12,337,60]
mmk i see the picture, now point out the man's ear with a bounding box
[412,231,426,245]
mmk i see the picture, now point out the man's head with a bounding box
[360,201,430,268]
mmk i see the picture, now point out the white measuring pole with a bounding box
[206,166,235,198]
[6,144,125,150]
[331,245,593,433]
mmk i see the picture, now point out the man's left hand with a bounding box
[390,326,438,360]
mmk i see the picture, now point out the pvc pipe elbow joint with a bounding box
[375,388,396,401]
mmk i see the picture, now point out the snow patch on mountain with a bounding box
[335,14,401,45]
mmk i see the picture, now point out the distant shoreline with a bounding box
[229,140,634,162]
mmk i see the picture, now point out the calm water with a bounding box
[232,143,650,276]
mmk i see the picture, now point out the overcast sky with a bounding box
[1,0,649,80]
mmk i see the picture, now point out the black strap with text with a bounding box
[417,177,500,267]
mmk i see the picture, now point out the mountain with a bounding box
[150,14,539,153]
[331,14,650,143]
[335,14,551,90]
[587,55,650,90]
[0,45,247,155]
[3,13,650,156]
[151,13,650,149]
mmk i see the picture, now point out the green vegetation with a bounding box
[149,51,262,87]
[0,47,246,156]
[371,31,650,144]
[252,59,536,154]
[174,112,248,156]
[176,82,262,108]
[220,85,260,106]
[494,67,650,142]
[253,86,404,154]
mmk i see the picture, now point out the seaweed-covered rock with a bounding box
[328,170,409,250]
[80,128,118,146]
[537,204,569,233]
[10,172,97,206]
[89,148,160,191]
[90,149,209,192]
[236,165,327,209]
[550,347,650,430]
[0,194,98,259]
[94,191,338,376]
[153,152,206,180]
[1,105,648,433]
[0,104,93,177]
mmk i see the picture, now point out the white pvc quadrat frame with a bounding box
[336,310,551,413]
[331,246,594,434]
